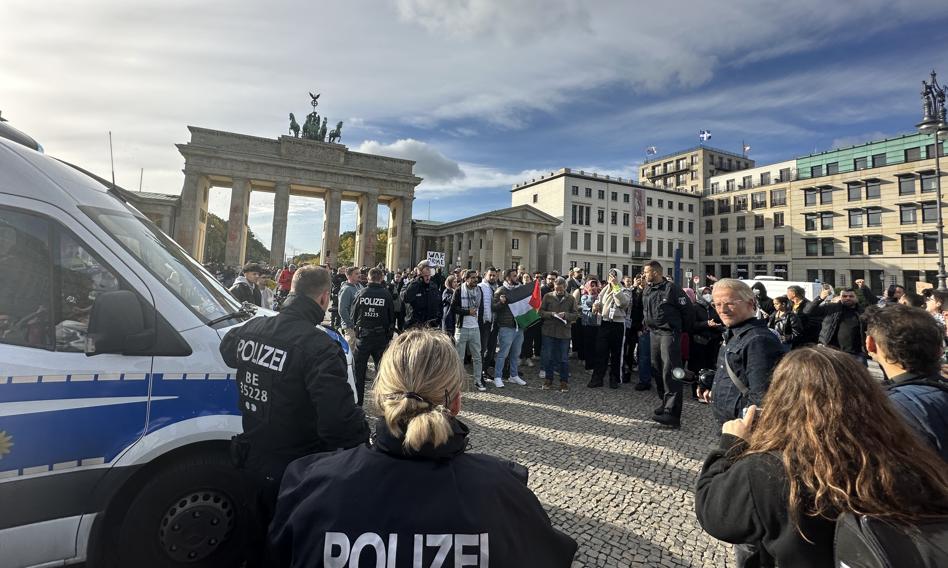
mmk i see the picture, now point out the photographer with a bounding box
[698,279,783,426]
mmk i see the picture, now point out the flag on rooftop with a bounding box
[646,146,657,155]
[698,130,712,141]
[743,143,751,154]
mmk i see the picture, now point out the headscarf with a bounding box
[582,279,600,298]
[683,287,697,304]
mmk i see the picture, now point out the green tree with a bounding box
[202,213,271,267]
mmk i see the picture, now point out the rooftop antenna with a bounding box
[108,131,116,191]
[427,200,431,220]
[139,167,143,192]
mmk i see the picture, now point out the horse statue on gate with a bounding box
[288,113,300,137]
[328,121,344,144]
[318,117,328,142]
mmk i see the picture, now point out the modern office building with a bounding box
[511,168,701,278]
[639,145,754,194]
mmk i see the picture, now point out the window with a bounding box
[623,193,630,203]
[751,192,766,209]
[705,219,713,234]
[849,209,863,228]
[904,147,921,161]
[691,154,698,165]
[720,218,729,233]
[866,207,882,227]
[611,211,617,225]
[737,216,746,231]
[623,213,630,226]
[823,270,836,286]
[597,209,605,224]
[711,182,720,193]
[726,179,736,191]
[734,195,748,212]
[901,234,918,254]
[511,238,519,250]
[760,172,771,185]
[736,238,746,255]
[742,175,753,189]
[899,175,915,195]
[849,236,863,255]
[820,187,833,204]
[720,239,729,255]
[597,234,604,252]
[754,214,765,229]
[804,188,817,206]
[571,204,577,224]
[810,165,823,177]
[585,187,593,198]
[805,238,818,257]
[820,212,834,230]
[826,162,839,175]
[770,189,786,206]
[688,243,694,259]
[774,235,785,253]
[678,202,684,211]
[923,232,938,254]
[717,198,731,213]
[610,235,617,253]
[646,216,653,229]
[921,172,937,193]
[847,183,861,201]
[779,168,791,182]
[854,157,868,170]
[688,221,694,234]
[773,212,785,227]
[868,235,884,255]
[821,238,834,256]
[611,191,617,201]
[658,199,664,208]
[658,217,664,230]
[571,185,579,196]
[678,220,684,233]
[658,240,664,257]
[922,202,938,223]
[866,181,881,199]
[926,143,945,158]
[570,231,578,249]
[872,153,886,167]
[583,233,591,251]
[598,189,606,200]
[647,197,653,206]
[900,205,917,225]
[805,213,817,231]
[703,201,716,215]
[807,269,819,282]
[754,236,764,254]
[705,240,713,256]
[668,200,674,210]
[689,204,694,212]
[622,236,629,254]
[646,238,652,255]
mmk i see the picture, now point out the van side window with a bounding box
[56,231,121,352]
[0,208,54,349]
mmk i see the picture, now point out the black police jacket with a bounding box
[402,277,442,328]
[219,294,369,472]
[269,418,578,568]
[642,279,694,334]
[352,283,395,339]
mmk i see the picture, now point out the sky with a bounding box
[5,0,948,256]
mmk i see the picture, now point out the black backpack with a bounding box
[834,513,948,567]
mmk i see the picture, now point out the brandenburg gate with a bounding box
[173,126,421,268]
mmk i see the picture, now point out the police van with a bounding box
[0,125,352,567]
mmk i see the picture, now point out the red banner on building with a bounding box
[633,187,646,242]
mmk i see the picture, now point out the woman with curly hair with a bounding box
[695,346,948,567]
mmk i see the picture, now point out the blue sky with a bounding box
[4,0,948,255]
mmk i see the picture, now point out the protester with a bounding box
[698,279,783,426]
[803,286,866,365]
[402,260,442,328]
[277,263,295,300]
[229,262,263,306]
[350,268,395,406]
[567,267,585,356]
[268,329,578,567]
[539,277,579,391]
[588,269,630,390]
[338,266,363,346]
[926,289,948,331]
[478,267,499,377]
[219,266,368,564]
[786,285,818,344]
[329,266,346,328]
[768,295,804,351]
[852,277,878,308]
[864,304,948,461]
[452,269,486,391]
[750,282,774,317]
[492,268,529,388]
[686,286,721,388]
[695,347,948,567]
[878,284,906,307]
[900,291,927,308]
[578,277,602,374]
[257,273,276,310]
[642,261,694,427]
[440,274,458,336]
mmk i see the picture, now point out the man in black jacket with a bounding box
[351,267,395,405]
[402,260,442,328]
[787,285,819,344]
[229,262,263,306]
[642,261,694,428]
[219,265,369,560]
[804,287,866,365]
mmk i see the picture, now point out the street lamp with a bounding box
[916,70,948,291]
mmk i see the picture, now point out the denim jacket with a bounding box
[580,294,601,327]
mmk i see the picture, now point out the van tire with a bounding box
[113,451,252,568]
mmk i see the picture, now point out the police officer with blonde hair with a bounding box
[269,328,577,567]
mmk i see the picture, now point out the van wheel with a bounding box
[115,452,252,568]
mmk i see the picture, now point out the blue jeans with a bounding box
[542,336,570,381]
[637,331,652,386]
[495,326,524,379]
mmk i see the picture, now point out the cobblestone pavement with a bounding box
[456,355,734,568]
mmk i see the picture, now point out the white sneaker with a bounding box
[538,370,546,379]
[509,376,527,386]
[474,380,487,392]
[493,377,505,388]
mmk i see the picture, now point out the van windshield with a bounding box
[82,206,243,325]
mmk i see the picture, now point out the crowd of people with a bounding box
[217,257,948,566]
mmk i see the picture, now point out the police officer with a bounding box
[351,267,395,405]
[641,260,694,429]
[269,329,578,568]
[219,265,369,562]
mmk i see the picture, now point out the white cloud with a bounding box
[356,138,464,183]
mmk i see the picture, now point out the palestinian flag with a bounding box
[508,280,542,329]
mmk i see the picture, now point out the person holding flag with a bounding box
[492,268,541,388]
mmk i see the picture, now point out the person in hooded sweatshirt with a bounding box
[588,268,631,389]
[268,328,578,567]
[750,282,774,318]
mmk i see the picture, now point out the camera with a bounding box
[671,367,716,385]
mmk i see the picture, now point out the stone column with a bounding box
[461,230,472,268]
[529,232,539,272]
[414,235,424,266]
[479,230,491,272]
[321,189,341,268]
[224,177,251,268]
[545,233,555,272]
[174,172,210,261]
[354,193,378,267]
[447,234,455,267]
[492,228,511,270]
[270,181,290,266]
[386,199,403,270]
[399,197,414,268]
